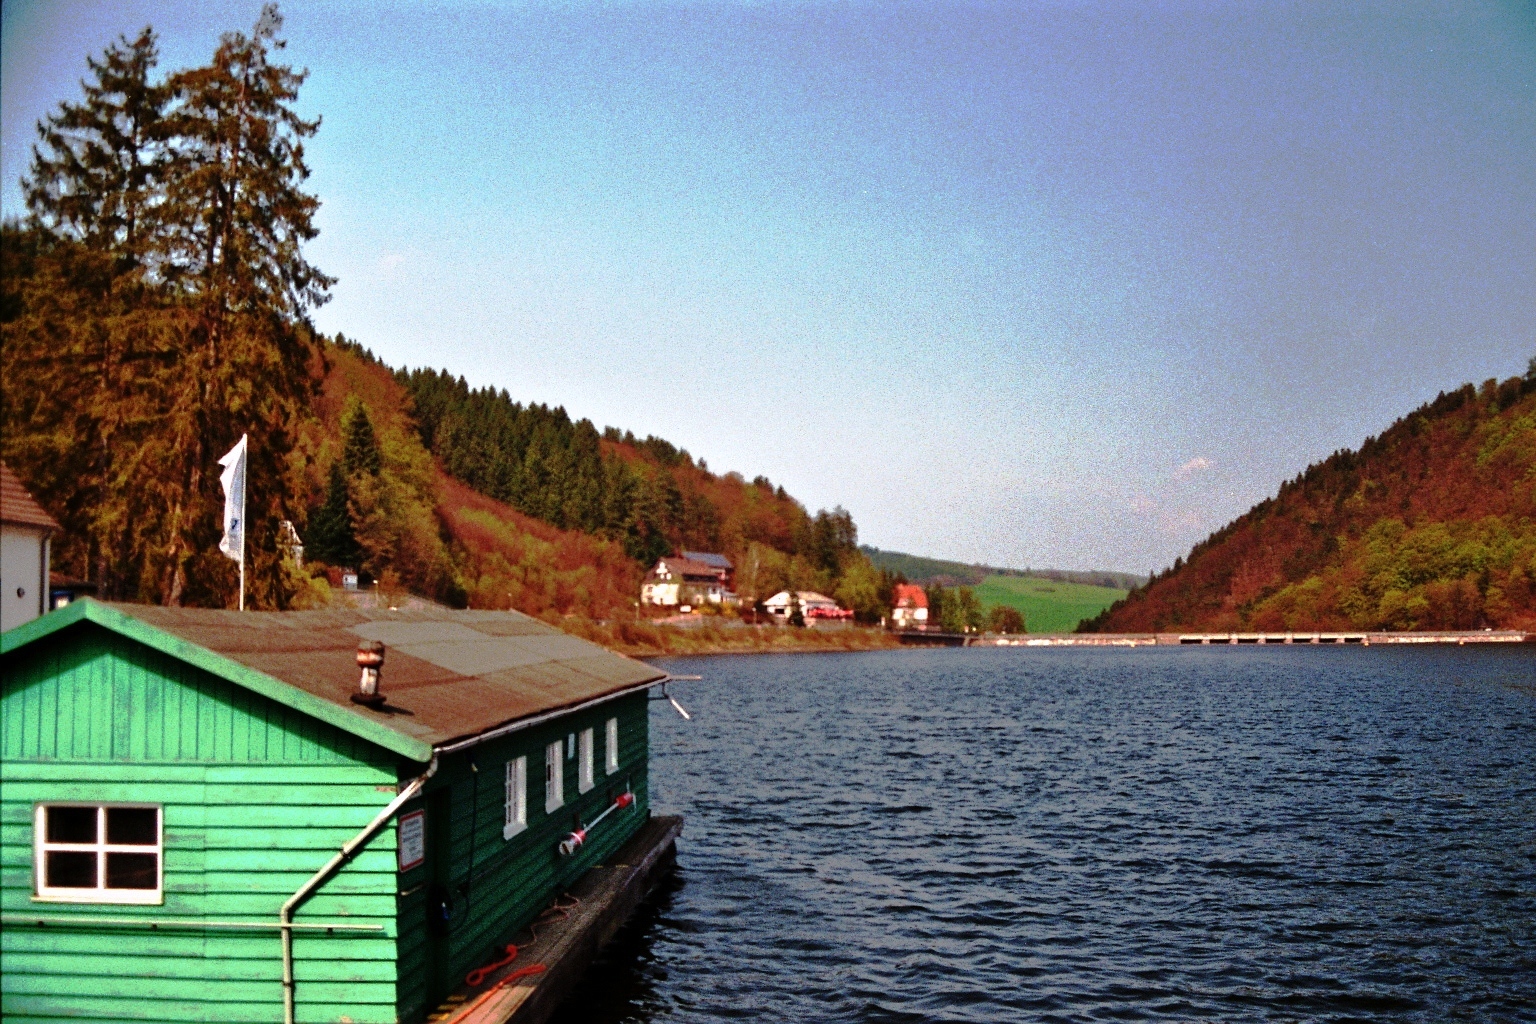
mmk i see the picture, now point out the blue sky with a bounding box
[4,1,1533,575]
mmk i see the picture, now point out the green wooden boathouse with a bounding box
[0,599,667,1023]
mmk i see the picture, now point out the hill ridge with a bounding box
[1085,365,1536,633]
[861,545,1143,591]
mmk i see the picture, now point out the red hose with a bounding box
[459,961,548,1017]
[465,944,520,987]
[462,941,549,1019]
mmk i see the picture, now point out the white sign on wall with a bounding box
[397,809,426,871]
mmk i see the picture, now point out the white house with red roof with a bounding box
[1,463,59,632]
[891,583,929,628]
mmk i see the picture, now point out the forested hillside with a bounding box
[1085,367,1536,633]
[280,342,645,616]
[0,11,890,619]
[396,366,890,616]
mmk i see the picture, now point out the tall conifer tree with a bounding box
[3,29,177,599]
[342,402,382,476]
[4,5,330,608]
[24,28,170,261]
[151,4,332,604]
[305,462,359,569]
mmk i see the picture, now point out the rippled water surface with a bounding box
[553,647,1536,1023]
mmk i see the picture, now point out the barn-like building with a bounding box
[1,599,666,1023]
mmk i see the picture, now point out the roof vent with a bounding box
[351,641,386,708]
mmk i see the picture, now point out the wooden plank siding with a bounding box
[395,692,651,1023]
[1,623,407,1024]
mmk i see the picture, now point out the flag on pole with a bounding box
[218,434,248,562]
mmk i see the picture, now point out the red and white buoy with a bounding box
[558,791,634,857]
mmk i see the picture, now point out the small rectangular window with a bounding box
[605,717,619,774]
[35,804,162,904]
[578,728,594,793]
[545,741,564,813]
[504,757,527,839]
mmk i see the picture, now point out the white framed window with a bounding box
[34,804,162,904]
[605,717,620,774]
[545,741,564,813]
[504,757,527,839]
[578,728,594,793]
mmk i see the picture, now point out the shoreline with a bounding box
[554,619,903,658]
[999,629,1535,646]
[556,618,1535,658]
[517,609,1536,657]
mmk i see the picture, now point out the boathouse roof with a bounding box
[1,599,664,763]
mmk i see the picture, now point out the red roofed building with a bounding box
[1,463,60,632]
[891,583,929,629]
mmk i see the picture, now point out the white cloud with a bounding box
[1174,456,1213,480]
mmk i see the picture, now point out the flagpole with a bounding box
[238,476,247,612]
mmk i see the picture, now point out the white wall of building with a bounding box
[1,524,49,632]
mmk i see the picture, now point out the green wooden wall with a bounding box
[1,622,405,1024]
[395,692,651,1023]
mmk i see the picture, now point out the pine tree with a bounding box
[305,462,359,568]
[151,4,331,604]
[24,28,170,262]
[342,401,382,476]
[5,5,331,608]
[3,30,178,599]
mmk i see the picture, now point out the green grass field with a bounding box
[974,575,1128,633]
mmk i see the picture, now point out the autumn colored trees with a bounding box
[2,8,326,607]
[397,365,888,617]
[3,7,891,620]
[1085,366,1536,633]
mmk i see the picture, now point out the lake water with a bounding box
[552,647,1536,1023]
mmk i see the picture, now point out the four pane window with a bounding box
[35,804,162,904]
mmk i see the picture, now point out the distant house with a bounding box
[641,556,729,608]
[762,590,851,622]
[1,463,59,632]
[681,551,734,590]
[891,583,929,628]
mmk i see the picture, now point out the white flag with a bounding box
[218,434,248,562]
